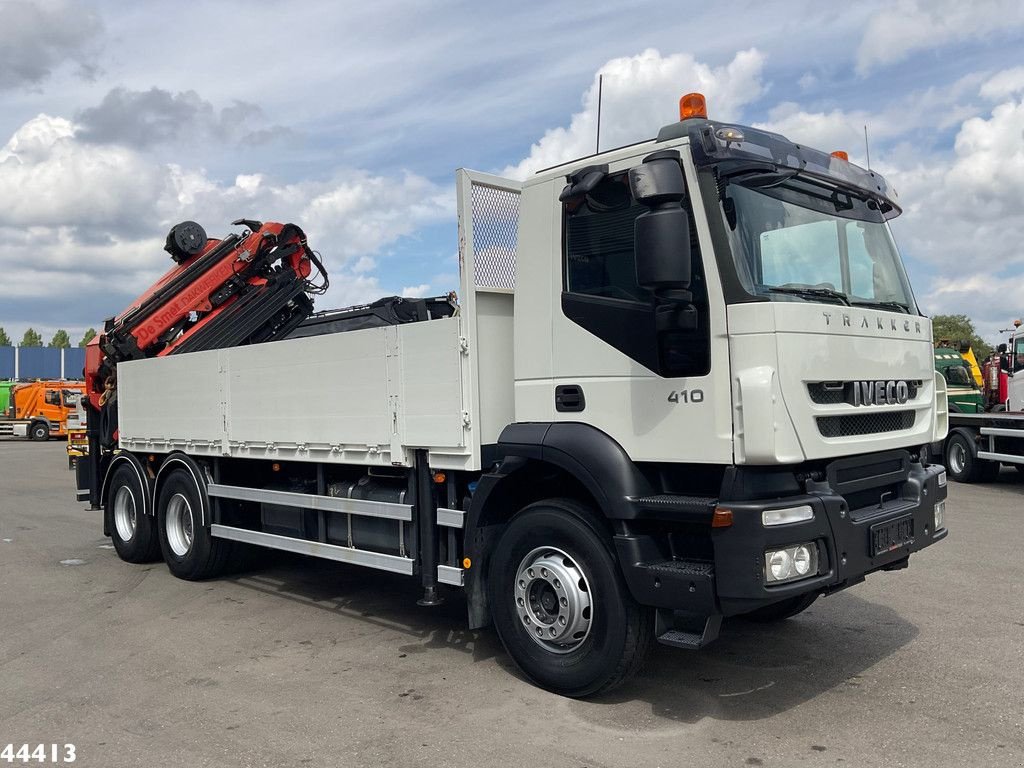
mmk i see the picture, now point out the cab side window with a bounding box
[45,390,60,406]
[565,176,650,302]
[561,169,709,377]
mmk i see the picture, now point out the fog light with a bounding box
[937,470,947,488]
[768,549,792,581]
[934,499,945,531]
[762,504,814,526]
[792,545,812,575]
[764,543,819,584]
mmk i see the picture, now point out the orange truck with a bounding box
[0,380,86,441]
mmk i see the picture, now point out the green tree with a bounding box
[48,329,71,349]
[20,328,42,347]
[0,327,10,347]
[79,328,97,347]
[931,314,993,360]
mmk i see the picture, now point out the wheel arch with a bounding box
[100,452,153,518]
[154,452,211,527]
[462,423,651,629]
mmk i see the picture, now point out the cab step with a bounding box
[655,611,722,650]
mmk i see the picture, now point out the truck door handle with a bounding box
[555,385,586,412]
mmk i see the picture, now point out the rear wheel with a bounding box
[741,593,818,623]
[105,463,160,563]
[157,468,233,580]
[30,422,49,441]
[488,498,652,697]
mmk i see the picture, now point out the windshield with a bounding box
[942,365,973,387]
[720,179,917,312]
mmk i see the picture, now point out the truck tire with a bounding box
[30,422,49,441]
[105,463,161,563]
[157,468,233,580]
[945,431,998,483]
[741,593,818,623]
[487,498,652,698]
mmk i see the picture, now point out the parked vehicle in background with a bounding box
[1,380,86,440]
[934,347,983,413]
[0,381,17,414]
[66,400,88,469]
[77,92,948,696]
[935,322,1024,482]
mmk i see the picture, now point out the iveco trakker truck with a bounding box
[76,93,948,697]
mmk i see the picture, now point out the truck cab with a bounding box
[935,347,984,412]
[506,93,947,623]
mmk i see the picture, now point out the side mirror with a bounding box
[629,155,692,292]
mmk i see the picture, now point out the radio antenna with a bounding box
[596,74,604,154]
[864,124,872,170]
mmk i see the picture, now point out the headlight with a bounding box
[934,499,945,531]
[937,470,947,488]
[764,543,818,584]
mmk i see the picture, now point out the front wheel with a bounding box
[30,422,49,441]
[488,498,652,697]
[945,431,998,483]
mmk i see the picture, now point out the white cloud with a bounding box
[400,284,431,297]
[917,275,1024,342]
[980,66,1024,100]
[502,48,765,179]
[0,112,454,327]
[0,115,167,232]
[756,103,874,161]
[857,0,1024,74]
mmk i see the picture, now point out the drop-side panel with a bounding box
[119,350,224,445]
[398,318,465,450]
[226,330,392,450]
[118,317,474,468]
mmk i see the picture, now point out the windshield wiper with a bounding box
[766,285,851,306]
[848,299,911,314]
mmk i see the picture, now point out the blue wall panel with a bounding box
[0,347,13,379]
[0,347,86,380]
[64,348,86,379]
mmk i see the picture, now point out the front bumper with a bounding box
[712,459,946,616]
[615,451,947,617]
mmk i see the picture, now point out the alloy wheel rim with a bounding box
[166,493,194,557]
[949,442,966,475]
[113,485,137,542]
[514,546,593,654]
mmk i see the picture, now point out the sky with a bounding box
[1,0,1023,345]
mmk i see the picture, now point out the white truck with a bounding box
[76,93,949,697]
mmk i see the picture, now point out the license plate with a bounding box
[871,515,915,556]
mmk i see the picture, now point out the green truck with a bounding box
[0,381,17,415]
[934,347,984,412]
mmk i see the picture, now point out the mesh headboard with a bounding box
[461,171,521,291]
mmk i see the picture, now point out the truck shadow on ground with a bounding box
[227,553,506,664]
[589,592,918,724]
[228,553,918,723]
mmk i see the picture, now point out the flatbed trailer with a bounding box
[938,412,1024,482]
[77,94,949,697]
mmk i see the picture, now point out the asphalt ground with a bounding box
[1,438,1022,768]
